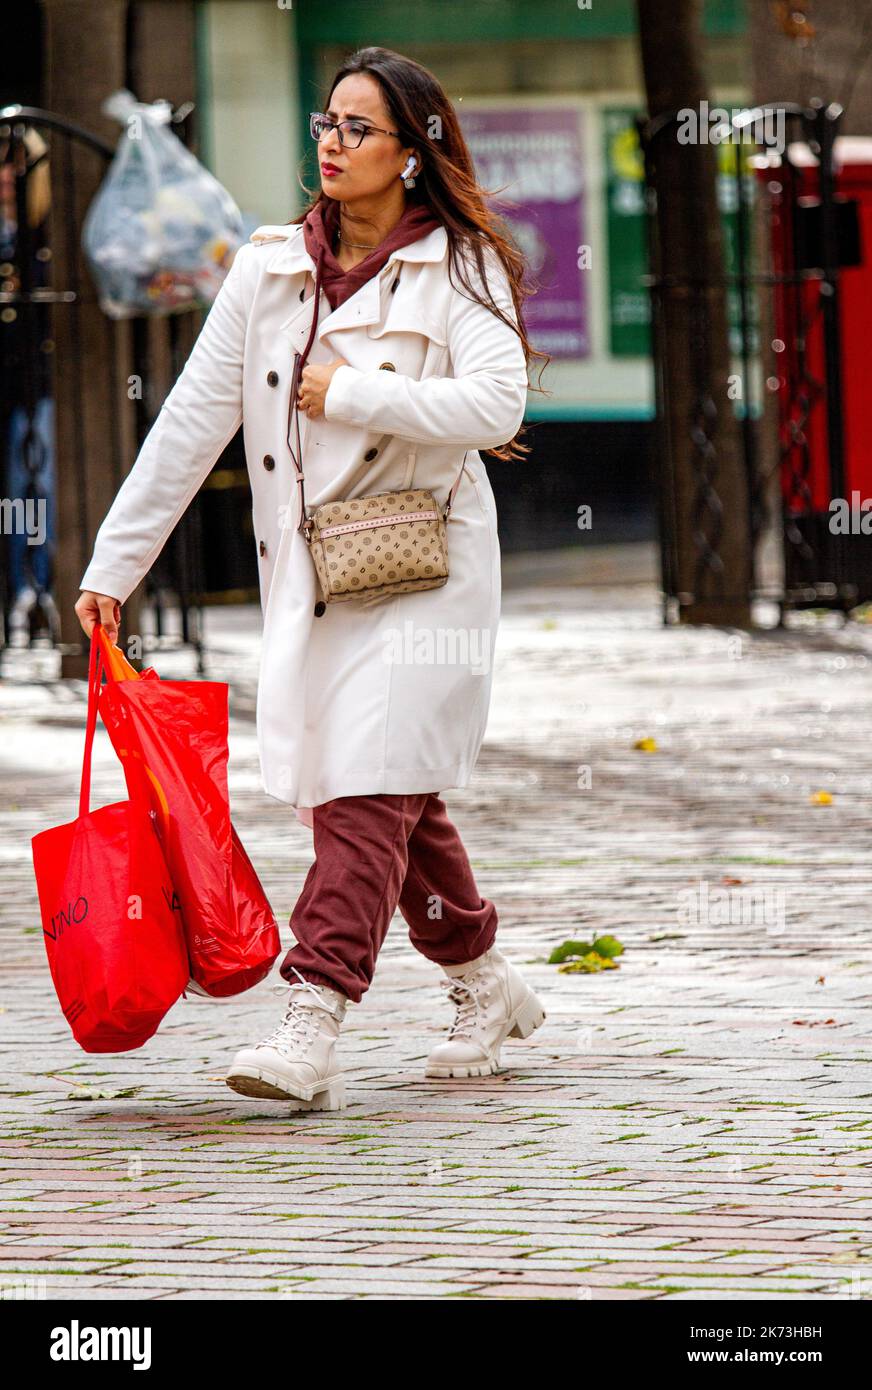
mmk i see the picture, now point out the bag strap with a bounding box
[95,623,139,680]
[286,253,469,536]
[90,624,173,838]
[79,626,105,818]
[444,453,469,518]
[287,247,325,538]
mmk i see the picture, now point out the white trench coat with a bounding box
[80,221,529,826]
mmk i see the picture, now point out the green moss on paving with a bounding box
[622,1283,690,1293]
[573,1168,627,1177]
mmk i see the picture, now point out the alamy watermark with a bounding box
[1,1276,47,1299]
[381,620,491,675]
[677,880,786,935]
[50,1321,151,1369]
[0,496,46,545]
[829,492,872,534]
[676,102,786,154]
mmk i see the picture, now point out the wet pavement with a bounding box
[1,543,871,1301]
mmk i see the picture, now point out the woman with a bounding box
[75,46,548,1111]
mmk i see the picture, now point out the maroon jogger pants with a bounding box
[279,792,498,1004]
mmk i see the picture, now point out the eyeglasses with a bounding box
[309,111,401,149]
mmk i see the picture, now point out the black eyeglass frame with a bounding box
[309,111,403,149]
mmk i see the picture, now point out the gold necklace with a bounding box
[337,230,378,249]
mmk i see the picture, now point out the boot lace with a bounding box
[260,970,338,1059]
[439,972,491,1040]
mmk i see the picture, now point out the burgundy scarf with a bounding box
[302,196,442,310]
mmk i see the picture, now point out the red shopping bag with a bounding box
[31,631,189,1052]
[94,627,280,997]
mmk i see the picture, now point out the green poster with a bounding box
[603,106,757,359]
[604,107,650,357]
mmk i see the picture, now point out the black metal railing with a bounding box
[0,102,208,670]
[638,99,872,623]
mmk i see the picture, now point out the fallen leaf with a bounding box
[549,934,624,965]
[591,934,624,959]
[558,952,619,974]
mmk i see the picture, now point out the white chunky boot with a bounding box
[425,945,546,1078]
[224,969,348,1109]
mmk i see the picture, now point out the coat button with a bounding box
[267,370,279,386]
[364,447,378,461]
[379,362,396,371]
[314,600,326,617]
[263,454,275,470]
[259,540,267,557]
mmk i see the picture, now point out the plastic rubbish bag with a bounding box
[82,88,244,318]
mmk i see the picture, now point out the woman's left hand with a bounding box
[297,358,349,418]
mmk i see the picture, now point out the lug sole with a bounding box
[424,988,546,1078]
[224,1065,346,1110]
[424,1058,500,1078]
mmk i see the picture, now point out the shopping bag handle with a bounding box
[90,623,173,838]
[79,625,105,818]
[95,624,139,681]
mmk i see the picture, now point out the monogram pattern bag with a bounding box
[287,259,467,607]
[306,483,452,603]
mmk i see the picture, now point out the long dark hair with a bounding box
[288,46,550,463]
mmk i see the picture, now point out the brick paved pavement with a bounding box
[1,545,871,1301]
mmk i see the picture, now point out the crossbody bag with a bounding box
[287,256,467,607]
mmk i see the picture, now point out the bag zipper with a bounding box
[317,510,440,539]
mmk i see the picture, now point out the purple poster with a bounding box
[458,106,588,359]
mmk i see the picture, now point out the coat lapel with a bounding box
[247,220,451,562]
[249,221,449,346]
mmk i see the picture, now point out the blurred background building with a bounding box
[198,0,752,556]
[3,0,872,670]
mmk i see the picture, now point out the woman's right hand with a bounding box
[75,590,122,644]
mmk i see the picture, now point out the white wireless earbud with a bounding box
[400,156,418,184]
